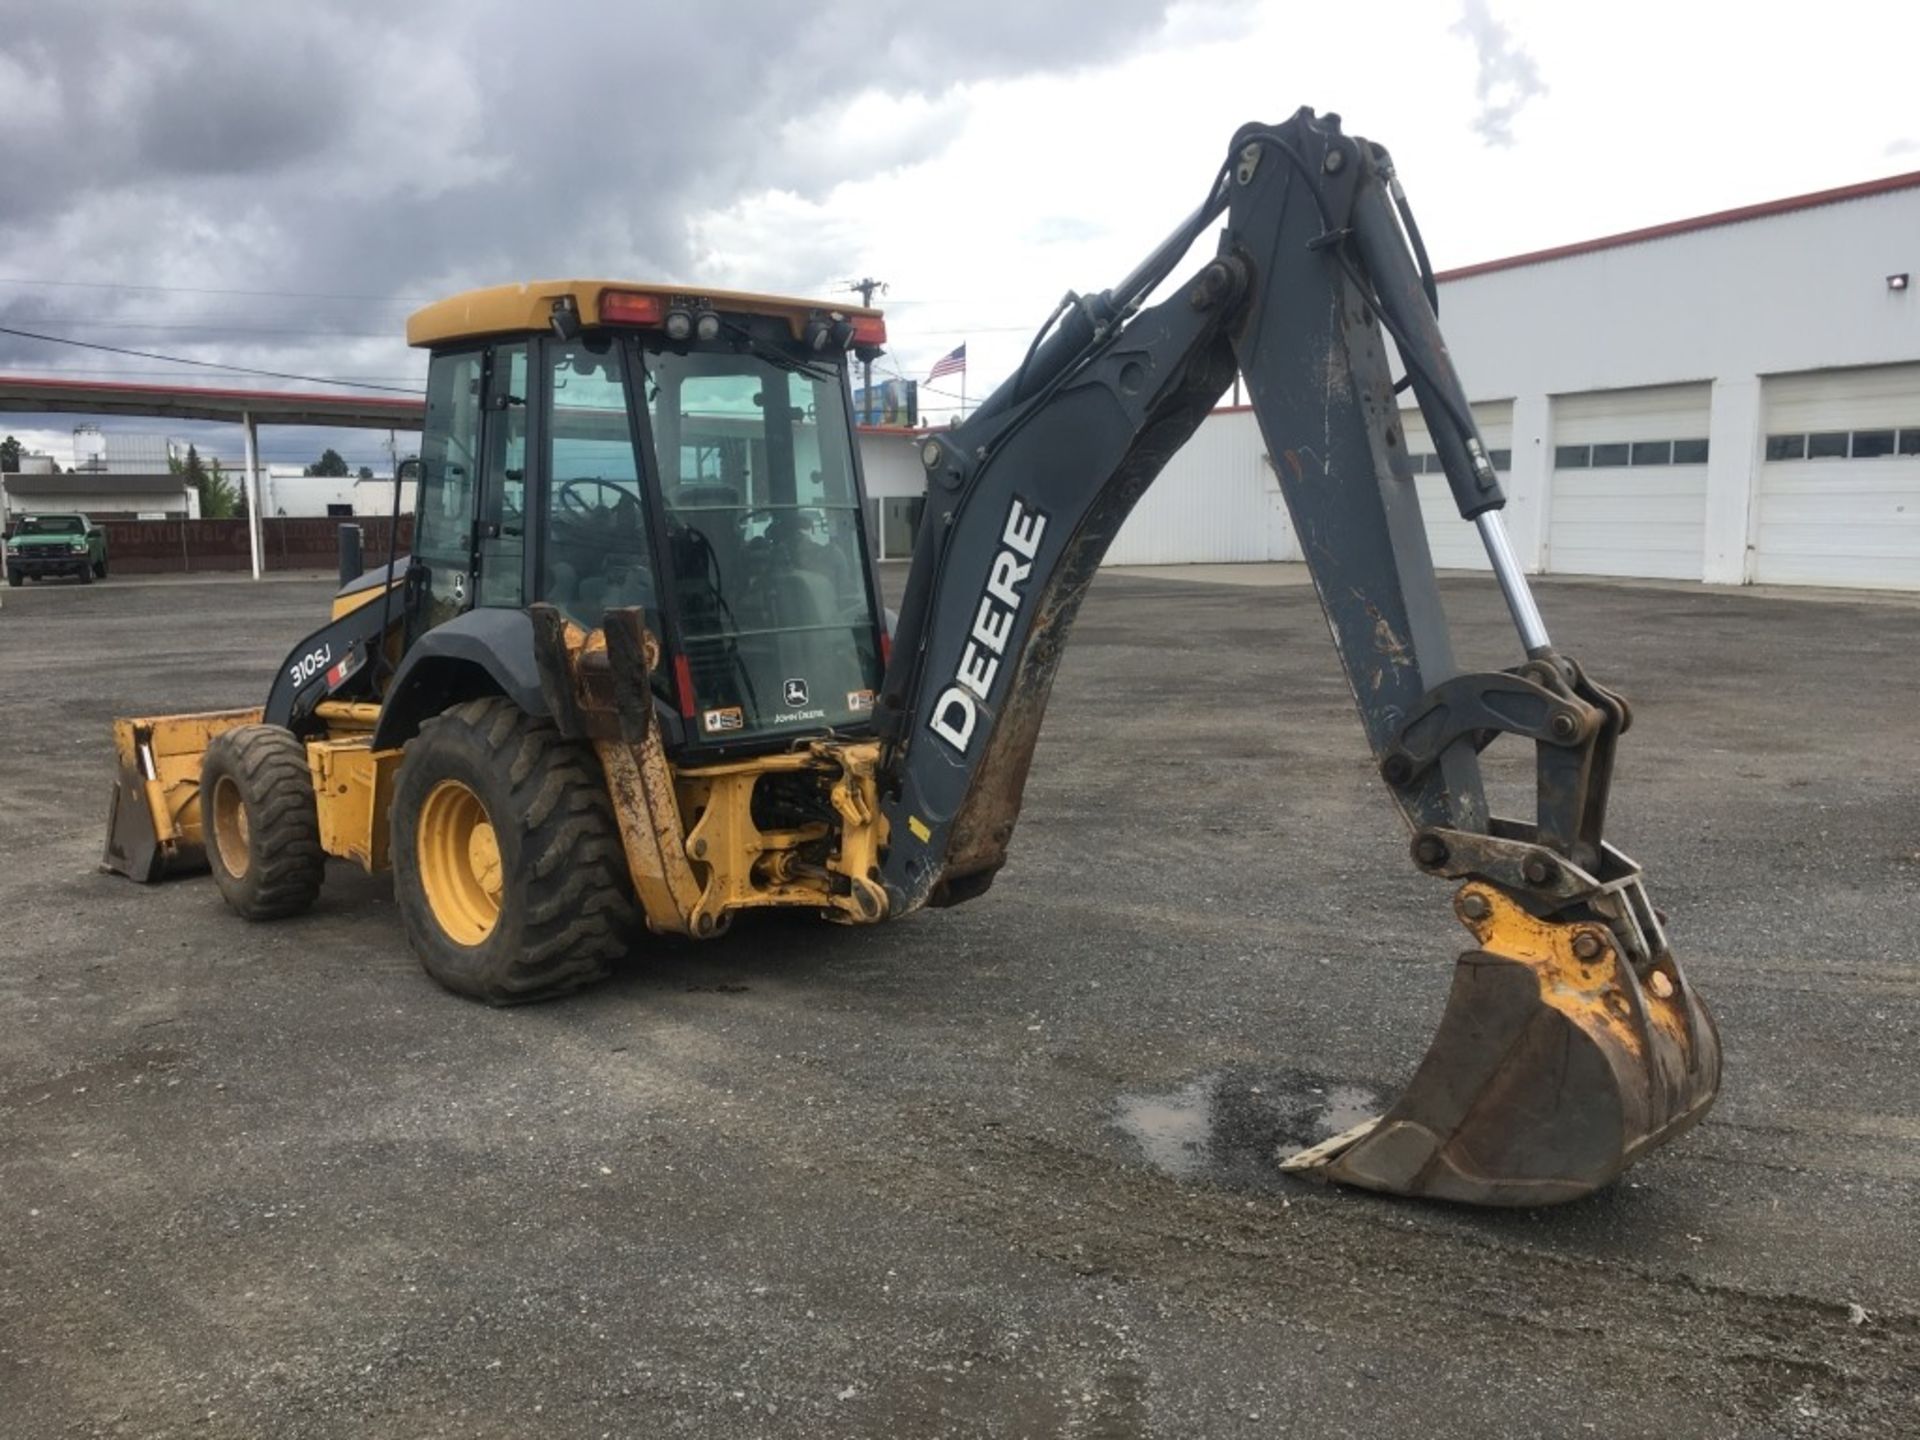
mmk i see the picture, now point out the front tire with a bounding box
[93,556,107,579]
[200,725,326,919]
[77,563,93,585]
[5,570,18,588]
[391,697,638,1005]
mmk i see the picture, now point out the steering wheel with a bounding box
[556,477,635,520]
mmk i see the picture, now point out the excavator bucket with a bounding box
[1282,882,1721,1206]
[101,709,263,882]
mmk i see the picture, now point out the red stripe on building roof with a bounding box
[1435,169,1920,283]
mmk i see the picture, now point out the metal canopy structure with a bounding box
[0,375,425,578]
[0,375,424,428]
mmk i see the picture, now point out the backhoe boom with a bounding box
[873,108,1720,1204]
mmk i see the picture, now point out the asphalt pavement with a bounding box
[1,565,1915,1437]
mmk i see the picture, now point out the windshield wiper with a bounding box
[721,322,839,382]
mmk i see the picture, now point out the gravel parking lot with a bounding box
[2,566,1916,1438]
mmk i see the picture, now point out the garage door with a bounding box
[1546,384,1710,580]
[1400,402,1511,570]
[1755,365,1920,589]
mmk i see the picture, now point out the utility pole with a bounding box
[844,277,887,423]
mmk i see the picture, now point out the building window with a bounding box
[1766,428,1920,460]
[1630,440,1672,466]
[1487,449,1511,470]
[1590,442,1631,467]
[1554,444,1590,468]
[1671,438,1710,464]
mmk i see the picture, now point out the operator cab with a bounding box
[403,281,890,754]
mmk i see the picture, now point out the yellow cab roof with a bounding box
[405,279,881,349]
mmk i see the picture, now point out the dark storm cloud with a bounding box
[0,0,1208,388]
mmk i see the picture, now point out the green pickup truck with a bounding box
[5,512,109,585]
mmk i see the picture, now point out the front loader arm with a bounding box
[875,107,1719,1204]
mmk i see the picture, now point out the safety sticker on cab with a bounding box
[703,706,745,734]
[846,689,875,713]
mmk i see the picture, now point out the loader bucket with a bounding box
[101,709,263,882]
[1281,881,1721,1206]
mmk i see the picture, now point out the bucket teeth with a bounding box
[1281,884,1721,1206]
[1277,1120,1382,1173]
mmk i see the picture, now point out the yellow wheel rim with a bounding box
[211,774,251,880]
[417,778,504,945]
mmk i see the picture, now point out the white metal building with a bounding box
[1,471,200,520]
[1418,169,1920,590]
[863,171,1920,590]
[858,426,935,560]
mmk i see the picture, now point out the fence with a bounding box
[101,517,414,575]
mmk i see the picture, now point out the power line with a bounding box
[0,276,433,303]
[0,318,401,337]
[0,323,425,395]
[0,366,427,383]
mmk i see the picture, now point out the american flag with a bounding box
[926,343,966,383]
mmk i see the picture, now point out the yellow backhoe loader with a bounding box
[103,108,1720,1206]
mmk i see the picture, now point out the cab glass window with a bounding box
[643,345,880,743]
[476,342,529,608]
[416,350,484,567]
[542,337,654,627]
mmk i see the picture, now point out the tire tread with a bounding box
[200,725,325,920]
[395,698,638,1004]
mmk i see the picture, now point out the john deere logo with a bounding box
[783,678,809,707]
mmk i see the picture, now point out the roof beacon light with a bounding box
[851,315,886,348]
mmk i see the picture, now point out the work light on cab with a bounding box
[806,315,856,353]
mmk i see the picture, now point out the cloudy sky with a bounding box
[0,0,1913,469]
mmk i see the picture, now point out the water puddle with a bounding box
[1114,1067,1383,1189]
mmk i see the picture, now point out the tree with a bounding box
[0,435,20,473]
[204,456,239,518]
[183,445,239,519]
[306,447,350,477]
[357,465,373,480]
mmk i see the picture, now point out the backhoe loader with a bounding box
[104,108,1720,1206]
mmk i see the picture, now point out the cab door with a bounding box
[410,342,531,639]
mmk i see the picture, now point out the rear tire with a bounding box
[391,697,638,1005]
[5,571,18,587]
[200,725,325,920]
[93,557,107,579]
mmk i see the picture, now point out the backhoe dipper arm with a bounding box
[874,108,1719,1205]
